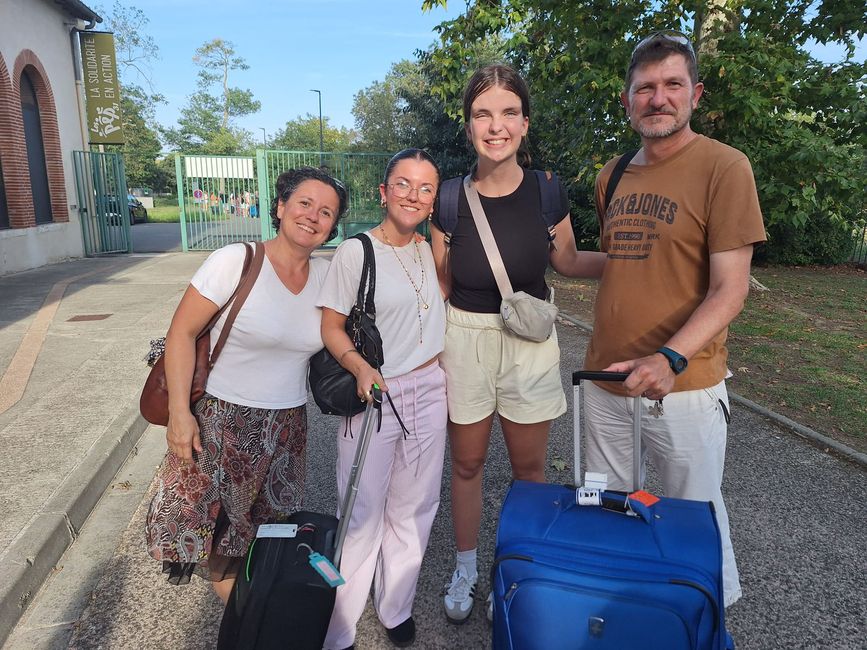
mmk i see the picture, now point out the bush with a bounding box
[759,214,856,265]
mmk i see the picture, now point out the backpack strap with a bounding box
[437,176,463,246]
[603,149,639,215]
[533,169,563,243]
[440,171,564,245]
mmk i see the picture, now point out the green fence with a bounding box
[256,150,392,246]
[175,154,269,251]
[72,150,131,256]
[175,150,395,251]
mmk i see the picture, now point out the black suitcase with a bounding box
[217,389,382,650]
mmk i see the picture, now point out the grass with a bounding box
[147,196,180,223]
[548,265,867,453]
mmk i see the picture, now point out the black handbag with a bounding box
[310,234,384,416]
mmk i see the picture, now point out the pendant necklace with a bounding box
[379,225,428,343]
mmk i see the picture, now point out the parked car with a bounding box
[105,194,148,225]
[127,194,148,223]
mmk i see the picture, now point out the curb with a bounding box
[556,312,866,469]
[0,406,149,646]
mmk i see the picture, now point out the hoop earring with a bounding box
[380,199,387,208]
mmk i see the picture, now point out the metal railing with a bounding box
[256,150,392,246]
[175,150,395,251]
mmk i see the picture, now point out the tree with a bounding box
[352,60,427,152]
[97,2,166,188]
[421,0,867,262]
[270,114,355,152]
[119,85,164,189]
[162,38,260,154]
[192,39,260,129]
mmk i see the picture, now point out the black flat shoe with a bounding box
[386,616,416,647]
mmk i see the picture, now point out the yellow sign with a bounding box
[79,32,124,144]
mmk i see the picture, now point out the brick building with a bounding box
[0,0,103,275]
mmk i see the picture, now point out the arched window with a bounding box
[20,70,52,224]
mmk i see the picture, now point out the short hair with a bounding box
[626,31,698,91]
[269,167,347,237]
[462,64,532,168]
[383,148,441,186]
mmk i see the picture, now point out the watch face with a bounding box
[674,357,687,372]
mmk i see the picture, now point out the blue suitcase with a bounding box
[491,371,730,650]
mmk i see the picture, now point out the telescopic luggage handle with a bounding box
[572,371,642,491]
[333,385,382,567]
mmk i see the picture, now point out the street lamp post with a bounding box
[259,127,266,146]
[310,89,324,166]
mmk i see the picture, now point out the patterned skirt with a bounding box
[145,393,306,583]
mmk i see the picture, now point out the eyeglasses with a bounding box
[632,30,696,61]
[387,180,436,204]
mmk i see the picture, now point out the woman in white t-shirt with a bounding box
[146,167,347,603]
[318,149,446,650]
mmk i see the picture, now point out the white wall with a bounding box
[0,0,90,275]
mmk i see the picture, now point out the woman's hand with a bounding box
[353,360,387,402]
[166,408,203,462]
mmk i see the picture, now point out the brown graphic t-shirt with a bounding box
[585,135,766,394]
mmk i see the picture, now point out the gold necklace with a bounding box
[379,225,429,344]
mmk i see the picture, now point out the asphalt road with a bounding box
[12,320,866,649]
[130,222,182,253]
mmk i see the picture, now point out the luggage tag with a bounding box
[576,472,608,506]
[309,552,345,587]
[256,523,298,538]
[626,490,660,523]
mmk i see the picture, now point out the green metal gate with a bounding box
[175,154,268,251]
[256,150,392,246]
[72,150,131,256]
[175,150,394,251]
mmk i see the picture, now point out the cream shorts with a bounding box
[440,304,567,425]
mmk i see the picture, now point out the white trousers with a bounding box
[583,379,742,607]
[324,362,448,649]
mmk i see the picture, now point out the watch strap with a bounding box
[656,346,687,374]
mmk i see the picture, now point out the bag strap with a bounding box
[603,149,638,214]
[351,233,376,318]
[208,241,265,369]
[463,175,515,300]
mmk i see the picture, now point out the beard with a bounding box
[634,108,692,139]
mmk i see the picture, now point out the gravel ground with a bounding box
[69,319,866,649]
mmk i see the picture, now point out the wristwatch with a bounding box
[656,347,688,375]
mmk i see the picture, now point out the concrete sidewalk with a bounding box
[0,252,208,646]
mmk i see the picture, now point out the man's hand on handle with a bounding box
[604,353,675,401]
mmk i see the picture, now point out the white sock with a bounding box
[456,548,478,580]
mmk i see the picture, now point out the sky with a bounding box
[106,0,865,148]
[107,0,464,144]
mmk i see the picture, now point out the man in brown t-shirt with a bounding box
[584,31,766,609]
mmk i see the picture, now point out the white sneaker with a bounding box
[486,591,493,623]
[444,566,477,624]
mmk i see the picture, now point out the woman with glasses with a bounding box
[318,148,446,649]
[146,167,346,603]
[429,64,607,624]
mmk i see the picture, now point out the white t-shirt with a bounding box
[191,243,329,409]
[317,233,445,379]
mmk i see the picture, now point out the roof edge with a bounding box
[54,0,103,24]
